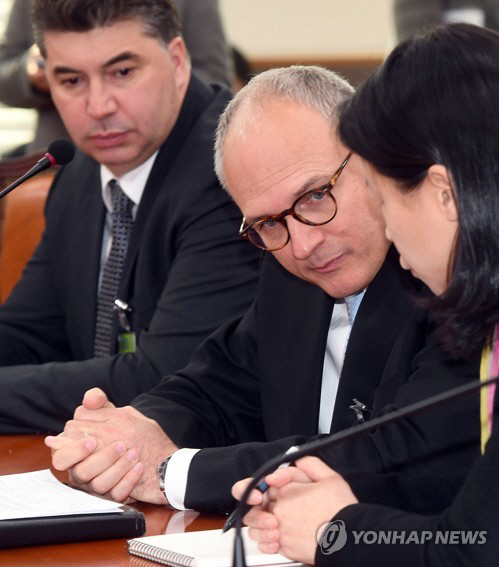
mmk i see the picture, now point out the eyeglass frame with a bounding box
[239,152,352,251]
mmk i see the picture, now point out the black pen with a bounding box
[222,478,269,532]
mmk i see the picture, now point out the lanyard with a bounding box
[480,324,499,453]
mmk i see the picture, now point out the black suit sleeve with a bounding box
[133,304,264,449]
[319,426,499,567]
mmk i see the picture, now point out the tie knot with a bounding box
[109,179,133,216]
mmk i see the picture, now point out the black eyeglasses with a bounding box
[239,153,352,251]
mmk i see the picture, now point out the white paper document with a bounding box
[0,469,123,520]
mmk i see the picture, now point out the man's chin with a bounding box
[306,273,366,300]
[82,145,138,174]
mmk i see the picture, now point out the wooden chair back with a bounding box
[0,152,54,302]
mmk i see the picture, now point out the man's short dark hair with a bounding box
[32,0,181,56]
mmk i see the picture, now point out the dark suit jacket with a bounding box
[325,416,499,567]
[0,76,259,434]
[133,248,480,512]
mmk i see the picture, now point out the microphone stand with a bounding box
[232,374,499,567]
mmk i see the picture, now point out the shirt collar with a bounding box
[100,151,158,214]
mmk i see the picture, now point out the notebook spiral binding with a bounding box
[129,539,195,566]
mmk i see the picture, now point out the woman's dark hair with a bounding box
[32,0,180,57]
[339,23,499,358]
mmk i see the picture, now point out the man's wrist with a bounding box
[156,454,174,505]
[159,448,200,510]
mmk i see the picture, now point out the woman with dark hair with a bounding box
[233,23,499,565]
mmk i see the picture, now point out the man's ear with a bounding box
[168,36,190,90]
[427,164,458,222]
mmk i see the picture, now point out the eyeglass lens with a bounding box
[247,189,336,250]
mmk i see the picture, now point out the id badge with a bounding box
[118,331,136,354]
[114,298,136,354]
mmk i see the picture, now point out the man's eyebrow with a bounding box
[102,51,141,68]
[52,52,140,76]
[52,65,81,76]
[290,174,330,201]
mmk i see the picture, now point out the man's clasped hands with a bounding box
[45,389,358,565]
[45,388,175,505]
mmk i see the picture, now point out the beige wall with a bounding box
[219,0,396,59]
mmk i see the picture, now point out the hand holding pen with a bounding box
[224,479,269,532]
[225,447,299,532]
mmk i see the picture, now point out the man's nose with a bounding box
[287,217,325,260]
[86,81,117,119]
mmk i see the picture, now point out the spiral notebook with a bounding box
[127,527,302,566]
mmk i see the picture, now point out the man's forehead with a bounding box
[227,98,339,158]
[226,110,340,183]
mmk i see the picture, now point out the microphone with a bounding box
[0,139,75,200]
[229,373,499,567]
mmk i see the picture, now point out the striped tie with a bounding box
[93,180,134,357]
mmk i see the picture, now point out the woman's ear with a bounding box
[427,164,458,222]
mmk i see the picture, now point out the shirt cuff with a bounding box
[163,448,200,510]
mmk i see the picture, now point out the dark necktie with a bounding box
[93,180,134,357]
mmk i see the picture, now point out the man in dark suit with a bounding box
[0,0,259,434]
[0,0,231,154]
[48,66,479,514]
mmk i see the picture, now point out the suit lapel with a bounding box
[68,164,106,356]
[261,256,334,438]
[284,287,334,436]
[330,247,419,432]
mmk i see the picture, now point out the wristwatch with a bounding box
[157,455,173,497]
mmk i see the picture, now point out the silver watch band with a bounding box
[157,455,173,494]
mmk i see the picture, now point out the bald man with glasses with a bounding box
[48,66,480,517]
